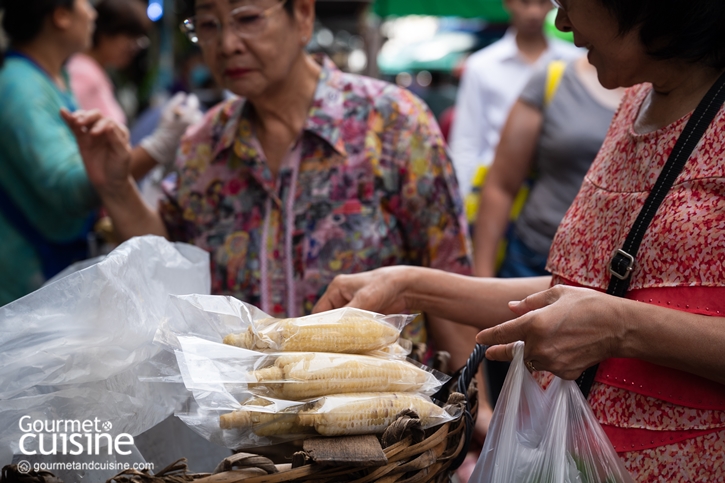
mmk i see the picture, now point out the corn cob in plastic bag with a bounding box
[173,337,449,400]
[155,294,415,358]
[298,392,456,436]
[223,307,413,353]
[219,392,455,439]
[218,397,314,437]
[248,352,448,399]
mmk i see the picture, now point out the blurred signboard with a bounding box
[373,0,510,22]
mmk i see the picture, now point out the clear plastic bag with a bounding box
[156,293,415,354]
[0,236,210,462]
[178,392,456,449]
[470,342,635,483]
[173,336,449,400]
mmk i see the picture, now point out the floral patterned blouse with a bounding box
[545,82,725,482]
[160,57,472,333]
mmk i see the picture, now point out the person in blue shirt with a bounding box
[0,0,99,305]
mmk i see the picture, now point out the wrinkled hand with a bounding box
[476,285,624,380]
[313,266,413,314]
[61,108,132,194]
[140,92,203,166]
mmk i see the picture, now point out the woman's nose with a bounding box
[219,22,247,56]
[554,8,573,32]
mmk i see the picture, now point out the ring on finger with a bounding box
[525,360,537,372]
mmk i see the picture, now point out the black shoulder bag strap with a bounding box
[577,70,725,399]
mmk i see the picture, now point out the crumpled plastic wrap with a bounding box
[0,236,210,465]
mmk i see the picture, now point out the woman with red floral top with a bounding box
[60,0,484,417]
[314,0,725,480]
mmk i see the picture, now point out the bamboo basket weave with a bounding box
[106,345,488,483]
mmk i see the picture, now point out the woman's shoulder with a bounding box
[0,58,54,98]
[182,96,244,143]
[330,70,432,120]
[0,58,66,123]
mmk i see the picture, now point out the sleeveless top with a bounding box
[547,82,725,453]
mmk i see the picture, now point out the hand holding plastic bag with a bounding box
[470,342,634,483]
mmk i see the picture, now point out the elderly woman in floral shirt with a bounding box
[64,0,479,372]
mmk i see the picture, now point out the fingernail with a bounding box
[508,300,520,307]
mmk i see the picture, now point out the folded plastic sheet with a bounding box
[0,236,210,464]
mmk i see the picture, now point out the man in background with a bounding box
[449,0,579,205]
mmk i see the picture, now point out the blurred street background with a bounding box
[0,0,513,134]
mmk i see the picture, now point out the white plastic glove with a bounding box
[140,92,203,167]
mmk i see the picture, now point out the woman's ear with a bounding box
[51,5,74,31]
[293,0,316,45]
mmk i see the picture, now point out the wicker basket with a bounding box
[107,345,487,483]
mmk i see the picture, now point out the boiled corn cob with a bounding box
[249,353,432,400]
[371,340,412,358]
[247,366,284,396]
[297,393,449,436]
[223,317,277,349]
[223,309,400,353]
[219,398,307,437]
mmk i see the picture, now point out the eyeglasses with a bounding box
[181,0,288,45]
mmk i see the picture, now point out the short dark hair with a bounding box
[1,0,74,44]
[182,0,294,18]
[282,0,294,16]
[93,0,150,46]
[597,0,725,69]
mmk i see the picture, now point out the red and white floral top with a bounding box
[545,82,725,482]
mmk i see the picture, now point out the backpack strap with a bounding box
[544,60,567,108]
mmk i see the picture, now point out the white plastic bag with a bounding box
[470,342,634,483]
[0,236,210,463]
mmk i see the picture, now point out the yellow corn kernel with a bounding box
[297,393,447,436]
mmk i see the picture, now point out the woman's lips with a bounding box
[224,68,253,78]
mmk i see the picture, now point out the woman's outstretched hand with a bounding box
[313,266,413,315]
[476,285,626,380]
[61,108,132,195]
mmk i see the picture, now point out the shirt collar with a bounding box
[498,28,521,62]
[303,55,348,156]
[497,28,557,63]
[212,55,348,161]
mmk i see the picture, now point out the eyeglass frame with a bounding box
[180,0,289,45]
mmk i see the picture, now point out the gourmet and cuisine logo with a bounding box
[18,416,134,456]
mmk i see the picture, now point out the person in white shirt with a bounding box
[449,0,580,204]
